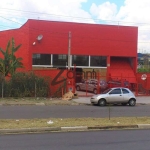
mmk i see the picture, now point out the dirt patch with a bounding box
[0,97,79,106]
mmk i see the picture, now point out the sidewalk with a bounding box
[73,96,150,105]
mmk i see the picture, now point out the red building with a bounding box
[0,19,138,94]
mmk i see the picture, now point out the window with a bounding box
[53,54,68,67]
[32,54,51,65]
[122,88,129,94]
[110,89,121,94]
[58,55,67,60]
[72,55,89,66]
[90,56,106,67]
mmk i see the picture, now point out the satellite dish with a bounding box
[141,74,147,80]
[37,34,43,41]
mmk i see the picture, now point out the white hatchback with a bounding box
[90,87,136,106]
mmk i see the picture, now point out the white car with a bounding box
[90,87,136,106]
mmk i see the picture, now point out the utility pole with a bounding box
[68,31,71,70]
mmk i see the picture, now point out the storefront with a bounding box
[0,19,138,95]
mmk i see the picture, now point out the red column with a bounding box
[107,56,110,81]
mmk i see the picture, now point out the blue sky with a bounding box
[82,0,124,12]
[0,0,150,53]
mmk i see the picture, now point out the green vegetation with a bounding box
[138,67,150,73]
[0,38,23,77]
[0,38,52,98]
[0,72,50,97]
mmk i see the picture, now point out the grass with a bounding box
[0,117,150,129]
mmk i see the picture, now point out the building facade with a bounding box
[0,19,138,91]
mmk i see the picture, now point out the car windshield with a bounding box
[102,88,112,94]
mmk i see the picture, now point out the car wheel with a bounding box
[128,99,136,106]
[93,89,97,94]
[98,99,106,106]
[121,103,127,106]
[76,86,80,91]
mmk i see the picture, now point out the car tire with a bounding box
[98,99,106,106]
[93,89,97,94]
[128,99,136,106]
[76,86,80,91]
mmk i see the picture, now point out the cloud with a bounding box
[90,2,117,20]
[0,0,94,26]
[116,0,150,53]
[116,0,150,23]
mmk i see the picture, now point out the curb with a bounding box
[61,126,88,131]
[1,124,150,134]
[137,124,150,129]
[0,127,61,134]
[88,125,138,130]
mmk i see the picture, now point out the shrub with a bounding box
[0,72,51,98]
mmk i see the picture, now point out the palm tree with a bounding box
[0,38,23,98]
[0,37,23,77]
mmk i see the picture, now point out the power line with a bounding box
[1,7,150,26]
[1,13,150,34]
[0,16,23,26]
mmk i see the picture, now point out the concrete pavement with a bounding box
[73,96,150,105]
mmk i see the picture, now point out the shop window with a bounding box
[32,54,51,65]
[90,56,106,67]
[72,55,89,66]
[58,55,67,60]
[53,54,68,67]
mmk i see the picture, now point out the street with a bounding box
[0,130,150,150]
[0,105,150,119]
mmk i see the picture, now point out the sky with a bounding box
[0,0,150,53]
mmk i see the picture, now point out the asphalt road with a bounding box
[0,130,150,150]
[0,105,150,119]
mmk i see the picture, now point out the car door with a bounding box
[121,88,130,103]
[108,88,123,103]
[89,80,97,92]
[81,80,89,91]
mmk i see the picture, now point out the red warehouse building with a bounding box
[0,19,138,94]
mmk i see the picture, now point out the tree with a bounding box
[0,38,23,77]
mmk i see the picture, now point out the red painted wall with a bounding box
[28,19,138,56]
